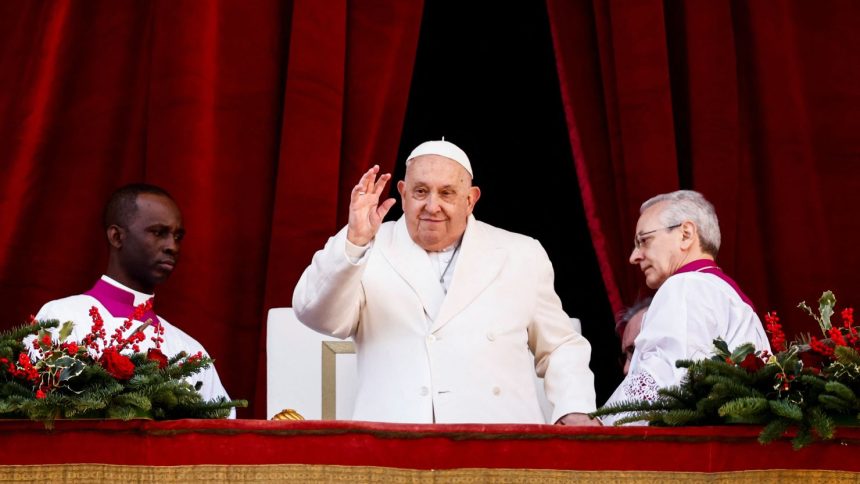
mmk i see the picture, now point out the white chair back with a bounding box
[266,308,357,419]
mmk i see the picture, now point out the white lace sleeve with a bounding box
[600,369,660,426]
[621,369,660,402]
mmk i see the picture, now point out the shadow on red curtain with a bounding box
[0,0,423,418]
[547,0,860,337]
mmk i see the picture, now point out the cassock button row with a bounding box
[492,386,501,396]
[420,386,429,396]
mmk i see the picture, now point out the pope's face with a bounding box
[629,201,685,289]
[397,155,480,251]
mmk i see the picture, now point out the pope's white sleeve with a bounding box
[528,240,597,422]
[292,226,368,339]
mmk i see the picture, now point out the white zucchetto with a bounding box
[406,139,473,178]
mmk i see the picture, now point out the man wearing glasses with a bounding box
[600,190,770,424]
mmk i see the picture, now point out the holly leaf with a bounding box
[730,343,756,363]
[58,321,75,343]
[713,339,730,358]
[55,356,85,382]
[818,291,836,331]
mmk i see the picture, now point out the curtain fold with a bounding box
[547,0,860,336]
[0,0,424,417]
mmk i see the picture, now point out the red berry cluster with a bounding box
[764,312,786,353]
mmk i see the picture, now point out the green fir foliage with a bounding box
[593,309,860,449]
[809,407,835,440]
[767,399,802,421]
[0,320,247,426]
[718,397,769,423]
[758,418,791,444]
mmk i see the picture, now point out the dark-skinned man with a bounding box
[34,183,233,414]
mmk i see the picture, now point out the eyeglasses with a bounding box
[633,224,681,250]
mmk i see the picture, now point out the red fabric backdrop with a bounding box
[1,1,858,416]
[547,0,860,335]
[0,0,423,417]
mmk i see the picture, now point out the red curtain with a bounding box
[547,0,860,337]
[0,0,423,417]
[3,0,858,417]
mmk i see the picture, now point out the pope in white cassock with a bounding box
[292,140,599,425]
[33,184,233,416]
[601,190,771,424]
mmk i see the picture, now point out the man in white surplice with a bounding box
[602,190,771,425]
[292,140,598,425]
[32,184,233,415]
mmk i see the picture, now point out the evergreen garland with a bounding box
[592,291,860,449]
[0,318,246,427]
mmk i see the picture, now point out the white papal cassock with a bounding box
[293,215,596,424]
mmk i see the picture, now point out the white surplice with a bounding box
[34,276,235,418]
[602,271,771,425]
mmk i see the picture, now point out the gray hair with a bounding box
[615,297,652,336]
[641,190,721,256]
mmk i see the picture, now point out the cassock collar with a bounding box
[83,275,161,326]
[674,259,756,311]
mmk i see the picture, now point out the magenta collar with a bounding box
[83,279,161,327]
[675,259,756,311]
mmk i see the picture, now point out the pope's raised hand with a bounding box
[347,165,396,247]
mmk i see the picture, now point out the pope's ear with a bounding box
[106,225,125,249]
[467,186,481,211]
[397,180,406,207]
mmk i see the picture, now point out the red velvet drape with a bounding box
[0,0,423,417]
[547,0,860,337]
[3,0,857,417]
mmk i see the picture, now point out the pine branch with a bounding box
[112,392,153,412]
[718,397,769,424]
[695,395,726,416]
[758,418,791,444]
[809,406,835,440]
[0,380,33,398]
[662,409,706,425]
[591,397,679,418]
[819,394,853,412]
[611,411,665,426]
[798,373,827,390]
[768,399,803,421]
[704,375,761,399]
[0,320,60,345]
[824,381,858,403]
[656,385,697,405]
[165,396,247,419]
[834,346,860,365]
[697,359,755,384]
[107,405,141,420]
[792,422,813,450]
